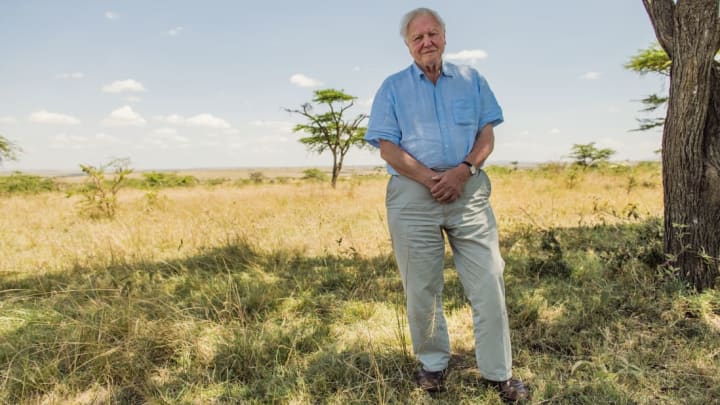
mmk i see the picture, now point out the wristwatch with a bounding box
[461,160,477,175]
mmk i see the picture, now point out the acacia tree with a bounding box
[625,43,671,130]
[567,142,615,167]
[626,43,719,130]
[286,89,367,188]
[0,134,19,163]
[642,0,720,290]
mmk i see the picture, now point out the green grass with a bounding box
[1,218,718,403]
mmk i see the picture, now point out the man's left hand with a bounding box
[430,166,471,203]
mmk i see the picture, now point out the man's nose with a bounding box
[421,36,433,47]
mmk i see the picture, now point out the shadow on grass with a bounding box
[1,218,719,403]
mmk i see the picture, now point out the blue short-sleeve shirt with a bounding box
[365,62,503,175]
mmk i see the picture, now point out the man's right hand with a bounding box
[430,165,471,203]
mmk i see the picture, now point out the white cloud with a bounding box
[155,114,186,125]
[290,73,323,88]
[145,129,191,148]
[152,127,178,136]
[105,11,119,20]
[251,120,294,133]
[352,66,361,72]
[186,113,231,129]
[102,79,146,93]
[95,133,122,143]
[168,26,184,36]
[197,139,222,147]
[141,137,169,148]
[153,113,235,133]
[102,105,147,126]
[0,116,17,124]
[445,49,489,63]
[153,133,190,143]
[50,133,90,149]
[549,128,561,134]
[580,71,601,80]
[125,96,142,103]
[29,110,81,125]
[56,72,84,80]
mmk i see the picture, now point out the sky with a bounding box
[0,1,666,172]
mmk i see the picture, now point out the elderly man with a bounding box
[364,7,529,402]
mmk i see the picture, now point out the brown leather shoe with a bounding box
[415,368,446,392]
[486,378,530,402]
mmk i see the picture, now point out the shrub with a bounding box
[249,171,265,184]
[142,171,198,188]
[564,165,582,189]
[74,158,132,219]
[302,168,328,182]
[0,172,57,195]
[204,177,230,186]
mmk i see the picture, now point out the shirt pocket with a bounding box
[452,99,475,126]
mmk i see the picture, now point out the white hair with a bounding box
[400,8,446,40]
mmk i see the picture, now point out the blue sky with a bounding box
[0,1,664,171]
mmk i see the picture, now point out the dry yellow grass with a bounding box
[1,168,662,278]
[0,171,638,267]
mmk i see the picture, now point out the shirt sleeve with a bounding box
[364,79,401,148]
[476,74,504,129]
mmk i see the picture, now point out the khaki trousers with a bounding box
[386,170,512,381]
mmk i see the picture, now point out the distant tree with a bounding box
[286,89,368,188]
[641,0,720,290]
[0,134,19,163]
[567,142,615,167]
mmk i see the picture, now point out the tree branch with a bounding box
[642,0,676,59]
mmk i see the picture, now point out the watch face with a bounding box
[462,161,476,174]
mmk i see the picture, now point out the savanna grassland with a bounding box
[1,163,719,404]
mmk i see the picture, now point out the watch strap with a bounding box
[461,160,477,174]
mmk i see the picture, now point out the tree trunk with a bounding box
[331,151,339,188]
[645,0,720,290]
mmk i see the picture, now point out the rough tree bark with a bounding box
[642,0,720,290]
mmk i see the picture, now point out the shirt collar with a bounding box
[410,61,457,79]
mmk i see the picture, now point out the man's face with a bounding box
[405,14,445,68]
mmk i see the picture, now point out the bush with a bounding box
[142,171,198,188]
[74,158,132,219]
[302,168,328,182]
[249,172,265,184]
[0,172,57,195]
[204,177,230,186]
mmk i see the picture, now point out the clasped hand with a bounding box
[429,166,470,203]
